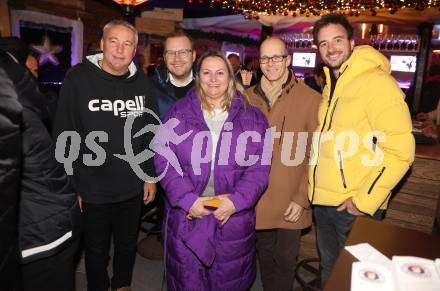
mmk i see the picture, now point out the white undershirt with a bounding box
[202,108,228,196]
[169,70,194,87]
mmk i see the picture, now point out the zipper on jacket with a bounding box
[337,150,347,189]
[310,97,336,202]
[310,78,339,202]
[327,98,339,131]
[328,71,337,103]
[367,167,386,194]
[311,68,348,202]
[279,116,286,145]
[372,136,378,152]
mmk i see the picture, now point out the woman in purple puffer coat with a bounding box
[153,51,271,291]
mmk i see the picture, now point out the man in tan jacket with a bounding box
[247,37,321,291]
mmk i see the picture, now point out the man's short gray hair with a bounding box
[102,20,138,46]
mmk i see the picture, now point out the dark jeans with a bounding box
[83,195,142,291]
[256,229,301,291]
[314,206,384,288]
[21,238,80,291]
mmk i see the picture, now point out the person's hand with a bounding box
[337,197,364,216]
[188,197,212,219]
[283,201,304,222]
[416,112,430,121]
[77,196,83,213]
[240,70,253,86]
[421,121,438,139]
[213,195,236,225]
[143,182,157,205]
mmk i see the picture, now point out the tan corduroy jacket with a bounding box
[246,71,321,230]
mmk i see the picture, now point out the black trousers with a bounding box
[21,238,80,291]
[256,229,301,291]
[83,195,142,291]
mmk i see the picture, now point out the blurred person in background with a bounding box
[304,62,326,94]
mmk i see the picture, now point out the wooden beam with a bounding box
[135,17,175,36]
[0,0,11,36]
[36,0,85,10]
[140,8,183,22]
[412,23,433,113]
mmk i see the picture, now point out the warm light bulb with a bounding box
[361,23,366,39]
[113,0,148,6]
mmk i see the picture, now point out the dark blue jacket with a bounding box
[151,63,195,118]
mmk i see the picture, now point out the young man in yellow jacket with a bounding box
[309,14,415,286]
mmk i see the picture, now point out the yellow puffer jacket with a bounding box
[308,45,415,215]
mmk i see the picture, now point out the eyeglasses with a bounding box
[259,55,287,64]
[164,49,192,58]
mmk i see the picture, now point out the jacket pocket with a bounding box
[367,167,386,194]
[337,150,347,189]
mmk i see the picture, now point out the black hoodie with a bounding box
[53,53,158,204]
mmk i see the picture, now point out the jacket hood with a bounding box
[0,49,47,118]
[341,45,391,77]
[86,53,137,79]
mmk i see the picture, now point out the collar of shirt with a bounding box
[168,70,194,87]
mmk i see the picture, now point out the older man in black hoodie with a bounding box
[53,20,159,291]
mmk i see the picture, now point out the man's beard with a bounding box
[170,69,191,80]
[325,50,352,72]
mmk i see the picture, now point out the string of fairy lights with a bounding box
[208,0,440,18]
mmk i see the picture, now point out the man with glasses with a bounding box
[145,31,196,261]
[246,37,321,290]
[151,30,196,117]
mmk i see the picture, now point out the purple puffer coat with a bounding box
[154,89,271,291]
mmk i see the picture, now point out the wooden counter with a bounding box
[324,218,440,291]
[415,143,440,161]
